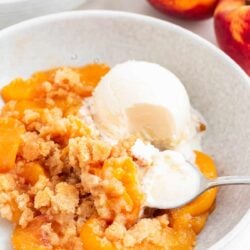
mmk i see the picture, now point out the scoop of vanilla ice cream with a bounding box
[131,139,200,209]
[93,60,193,149]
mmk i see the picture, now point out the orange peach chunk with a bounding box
[1,69,56,102]
[170,151,217,236]
[0,118,25,172]
[12,216,52,250]
[1,79,39,102]
[101,157,144,226]
[11,199,22,224]
[80,218,115,250]
[74,63,110,97]
[191,212,209,234]
[20,162,46,185]
[179,151,218,216]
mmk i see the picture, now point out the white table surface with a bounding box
[78,1,250,250]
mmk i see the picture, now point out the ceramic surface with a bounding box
[0,0,87,29]
[0,11,249,249]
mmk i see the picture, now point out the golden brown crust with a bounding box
[0,65,214,250]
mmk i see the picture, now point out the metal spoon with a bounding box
[175,162,250,208]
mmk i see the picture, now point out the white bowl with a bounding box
[0,10,250,250]
[0,0,87,29]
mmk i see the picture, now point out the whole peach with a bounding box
[148,0,219,19]
[214,0,250,75]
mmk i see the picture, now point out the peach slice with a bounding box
[12,216,52,250]
[191,212,209,234]
[74,63,110,97]
[1,79,39,102]
[101,157,144,226]
[170,151,217,235]
[20,162,46,185]
[180,151,218,216]
[1,69,57,102]
[0,118,25,172]
[80,218,115,250]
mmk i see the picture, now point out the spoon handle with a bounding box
[208,176,250,188]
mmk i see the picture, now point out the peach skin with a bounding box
[148,0,219,19]
[214,0,250,75]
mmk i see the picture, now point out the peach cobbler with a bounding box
[0,61,217,249]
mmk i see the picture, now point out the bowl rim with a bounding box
[0,10,249,85]
[0,0,40,5]
[0,0,86,6]
[0,9,250,248]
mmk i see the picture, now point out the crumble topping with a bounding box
[0,64,215,250]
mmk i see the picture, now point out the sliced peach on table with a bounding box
[101,157,144,226]
[80,218,115,250]
[0,118,25,172]
[12,216,52,250]
[20,162,46,185]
